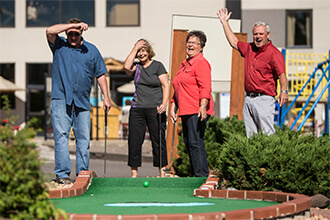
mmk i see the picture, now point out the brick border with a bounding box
[195,175,312,219]
[52,171,311,220]
[49,170,97,199]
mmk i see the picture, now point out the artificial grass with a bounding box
[50,177,278,215]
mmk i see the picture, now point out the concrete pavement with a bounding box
[42,137,154,162]
[34,137,160,180]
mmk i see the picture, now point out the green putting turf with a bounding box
[50,177,279,215]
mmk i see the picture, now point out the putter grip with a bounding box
[105,109,108,135]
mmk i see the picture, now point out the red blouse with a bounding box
[171,53,214,116]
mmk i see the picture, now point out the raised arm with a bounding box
[124,40,147,76]
[46,22,88,44]
[217,8,239,50]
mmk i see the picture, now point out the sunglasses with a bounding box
[67,32,80,37]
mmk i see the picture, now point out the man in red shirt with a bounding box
[217,8,288,137]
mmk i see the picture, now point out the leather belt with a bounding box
[246,93,264,98]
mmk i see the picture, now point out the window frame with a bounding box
[106,0,140,27]
[0,0,15,28]
[0,63,16,109]
[25,0,95,28]
[285,9,313,49]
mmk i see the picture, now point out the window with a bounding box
[26,0,95,27]
[0,63,15,109]
[26,63,48,85]
[26,63,51,133]
[286,10,312,48]
[107,0,140,26]
[225,0,241,20]
[0,0,15,27]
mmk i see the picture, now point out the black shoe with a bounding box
[55,178,72,185]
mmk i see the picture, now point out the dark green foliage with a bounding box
[0,95,66,220]
[204,115,246,171]
[219,126,330,197]
[173,115,330,197]
[173,133,193,177]
[173,115,245,176]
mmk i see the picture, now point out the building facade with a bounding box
[0,0,329,134]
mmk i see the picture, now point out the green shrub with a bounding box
[0,95,66,220]
[173,115,245,176]
[173,115,330,197]
[204,115,246,172]
[218,126,330,197]
[173,132,193,177]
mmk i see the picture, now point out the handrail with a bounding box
[291,60,330,130]
[298,77,330,131]
[280,57,330,133]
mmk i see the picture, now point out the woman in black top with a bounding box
[124,39,169,177]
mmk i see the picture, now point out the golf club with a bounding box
[159,113,162,177]
[163,105,177,173]
[104,108,108,177]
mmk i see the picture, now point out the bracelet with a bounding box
[200,105,207,109]
[281,90,288,94]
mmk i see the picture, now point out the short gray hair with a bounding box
[252,21,270,33]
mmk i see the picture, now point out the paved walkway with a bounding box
[42,137,154,162]
[35,137,160,180]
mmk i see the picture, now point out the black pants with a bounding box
[181,114,209,177]
[128,107,167,168]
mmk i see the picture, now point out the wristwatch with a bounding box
[281,90,288,94]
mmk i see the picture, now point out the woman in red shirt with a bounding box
[169,30,214,177]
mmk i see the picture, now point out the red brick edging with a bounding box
[52,171,312,220]
[49,170,97,199]
[195,175,312,219]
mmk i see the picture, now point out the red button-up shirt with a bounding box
[237,41,286,97]
[171,53,214,116]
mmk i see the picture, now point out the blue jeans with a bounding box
[181,114,210,177]
[51,99,91,179]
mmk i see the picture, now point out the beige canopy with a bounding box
[104,57,124,72]
[0,76,25,92]
[117,81,135,93]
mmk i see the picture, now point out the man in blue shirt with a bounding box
[46,18,111,184]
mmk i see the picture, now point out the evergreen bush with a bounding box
[219,126,330,197]
[173,115,245,176]
[173,132,193,177]
[173,115,330,197]
[0,95,66,220]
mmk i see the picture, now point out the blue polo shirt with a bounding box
[49,35,107,111]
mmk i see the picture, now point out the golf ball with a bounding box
[143,181,149,187]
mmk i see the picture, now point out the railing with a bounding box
[283,50,329,98]
[279,52,330,135]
